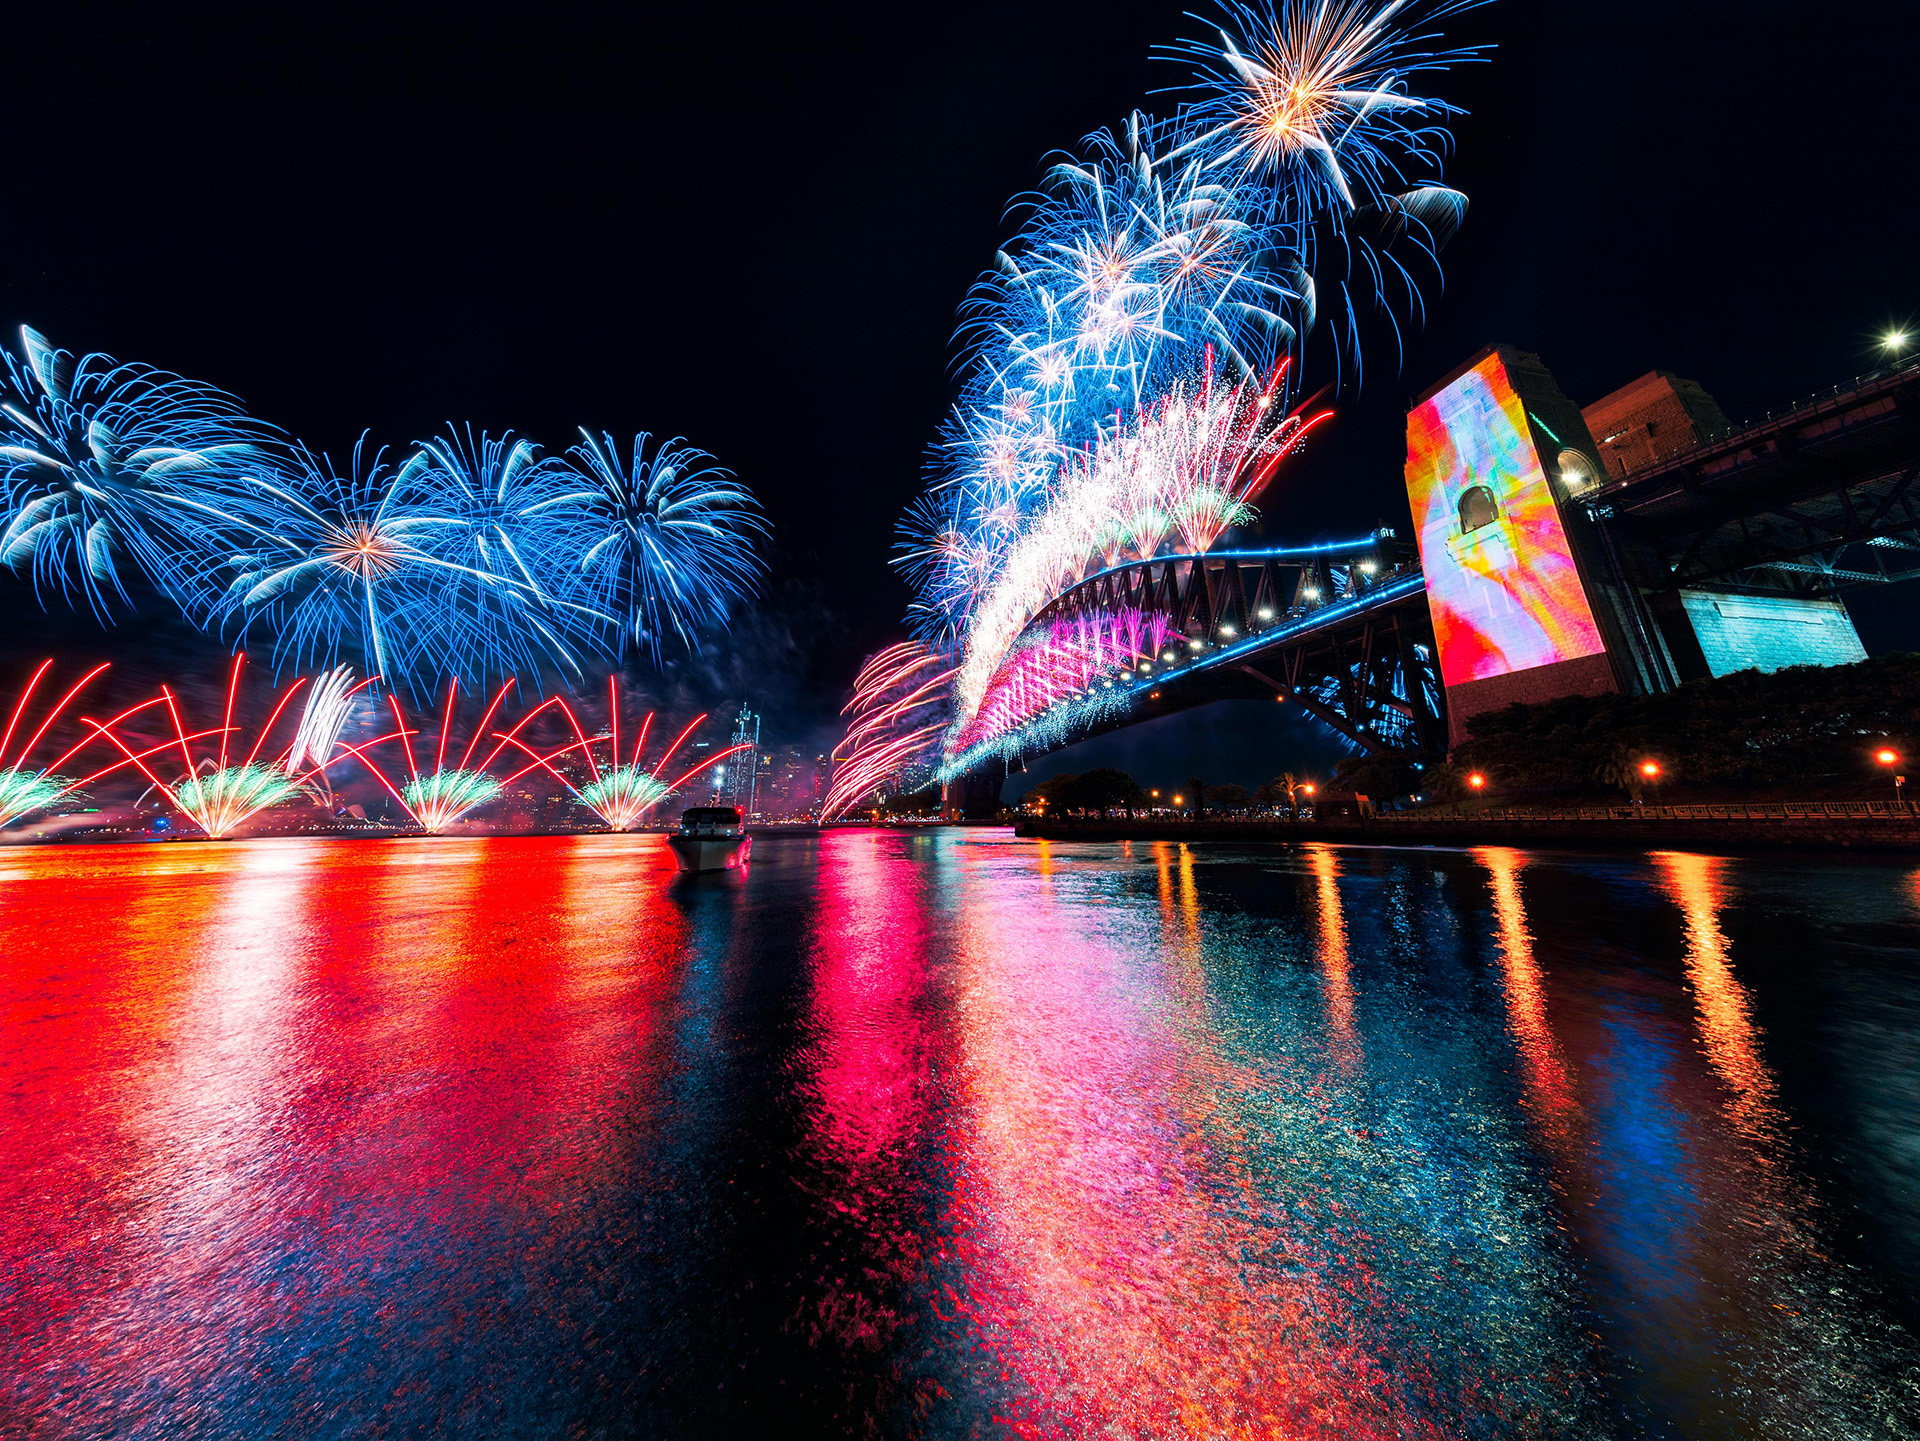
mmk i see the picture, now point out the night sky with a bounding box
[4,1,1915,789]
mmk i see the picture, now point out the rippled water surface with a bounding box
[2,831,1918,1438]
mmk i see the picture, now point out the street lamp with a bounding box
[1885,330,1910,358]
[1469,772,1485,791]
[1877,747,1906,808]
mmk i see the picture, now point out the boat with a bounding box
[668,806,753,872]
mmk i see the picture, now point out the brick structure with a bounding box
[1442,652,1617,746]
[1580,371,1730,480]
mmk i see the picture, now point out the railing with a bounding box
[1370,801,1915,822]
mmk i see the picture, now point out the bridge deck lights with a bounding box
[1257,607,1273,620]
[1302,586,1321,600]
[1219,624,1236,637]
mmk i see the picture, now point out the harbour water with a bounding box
[2,831,1916,1438]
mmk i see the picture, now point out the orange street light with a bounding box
[1877,747,1907,807]
[1468,773,1485,790]
[1149,789,1160,797]
[1640,760,1661,779]
[1301,783,1316,796]
[1172,794,1184,805]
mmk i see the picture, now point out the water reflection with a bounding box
[0,833,1914,1439]
[945,842,1409,1438]
[1478,846,1578,1133]
[1305,843,1359,1061]
[1653,850,1781,1139]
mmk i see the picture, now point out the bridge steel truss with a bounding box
[1587,357,1920,595]
[999,533,1446,766]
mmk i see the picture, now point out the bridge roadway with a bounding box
[945,533,1443,814]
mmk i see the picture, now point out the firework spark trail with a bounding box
[0,661,175,827]
[820,642,958,821]
[337,678,581,834]
[285,666,375,787]
[379,680,522,833]
[496,683,752,831]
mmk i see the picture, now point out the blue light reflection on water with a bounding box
[0,831,1916,1438]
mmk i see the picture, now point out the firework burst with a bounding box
[0,661,119,826]
[83,654,360,839]
[351,677,572,834]
[215,437,582,696]
[565,433,768,663]
[0,327,268,616]
[500,679,749,831]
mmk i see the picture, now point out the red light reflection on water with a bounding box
[1477,846,1579,1133]
[797,832,938,1355]
[0,835,691,1428]
[1305,843,1360,1062]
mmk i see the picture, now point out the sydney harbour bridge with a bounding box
[943,347,1920,815]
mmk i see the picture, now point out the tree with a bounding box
[1426,762,1476,813]
[1187,776,1207,819]
[1204,782,1251,813]
[1594,743,1659,804]
[1253,770,1301,814]
[1029,768,1146,816]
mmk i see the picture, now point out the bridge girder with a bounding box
[968,536,1446,784]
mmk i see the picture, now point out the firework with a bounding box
[0,661,116,825]
[892,0,1478,714]
[821,642,958,821]
[949,355,1325,738]
[0,327,268,617]
[213,437,579,696]
[392,426,610,680]
[0,324,770,693]
[82,654,356,838]
[1165,0,1482,223]
[564,432,768,663]
[349,678,571,834]
[498,680,750,831]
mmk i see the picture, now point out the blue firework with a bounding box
[1162,0,1480,375]
[563,431,767,662]
[211,436,573,697]
[895,0,1482,655]
[393,425,610,682]
[0,326,268,617]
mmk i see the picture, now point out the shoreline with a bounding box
[1013,812,1920,854]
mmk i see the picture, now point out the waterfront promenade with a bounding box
[1017,801,1920,851]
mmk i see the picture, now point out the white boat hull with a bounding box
[668,834,752,872]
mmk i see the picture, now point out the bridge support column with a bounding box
[942,762,1006,821]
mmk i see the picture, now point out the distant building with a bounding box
[748,743,819,819]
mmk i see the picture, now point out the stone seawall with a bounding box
[1012,815,1920,853]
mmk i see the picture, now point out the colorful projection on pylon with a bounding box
[1405,352,1606,687]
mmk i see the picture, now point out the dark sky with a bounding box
[4,1,1915,783]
